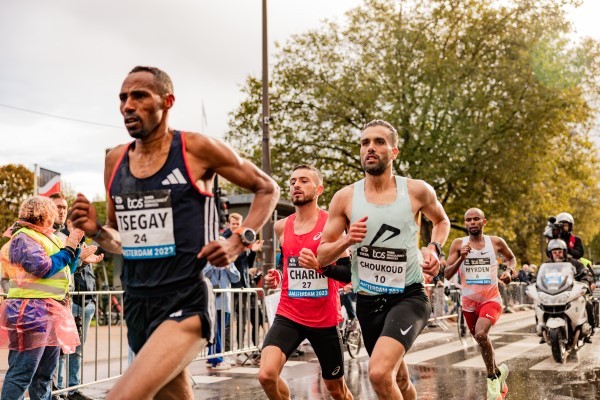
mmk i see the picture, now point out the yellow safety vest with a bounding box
[7,227,70,300]
[580,257,592,268]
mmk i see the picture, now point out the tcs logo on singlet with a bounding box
[127,198,144,209]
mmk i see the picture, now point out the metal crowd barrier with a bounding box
[425,281,535,331]
[53,289,126,397]
[192,288,266,366]
[1,281,536,395]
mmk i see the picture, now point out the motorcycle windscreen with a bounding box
[536,262,574,295]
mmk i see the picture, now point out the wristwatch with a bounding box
[427,241,443,258]
[234,227,257,246]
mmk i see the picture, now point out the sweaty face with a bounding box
[52,198,68,225]
[550,249,565,262]
[119,72,167,140]
[289,169,321,206]
[359,127,397,176]
[464,211,485,236]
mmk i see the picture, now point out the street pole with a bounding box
[261,0,275,281]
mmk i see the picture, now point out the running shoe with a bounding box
[486,377,502,400]
[498,363,509,398]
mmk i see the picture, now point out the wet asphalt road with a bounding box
[49,309,600,399]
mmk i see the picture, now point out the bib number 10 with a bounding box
[373,275,386,283]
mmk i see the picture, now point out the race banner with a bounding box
[37,167,61,196]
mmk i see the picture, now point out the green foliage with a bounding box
[226,0,600,264]
[0,164,34,246]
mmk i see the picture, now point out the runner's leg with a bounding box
[369,336,406,400]
[106,316,205,400]
[257,346,289,400]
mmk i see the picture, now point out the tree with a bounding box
[0,164,34,246]
[226,0,600,263]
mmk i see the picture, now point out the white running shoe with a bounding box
[486,377,502,400]
[498,363,509,398]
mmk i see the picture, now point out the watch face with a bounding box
[243,229,256,244]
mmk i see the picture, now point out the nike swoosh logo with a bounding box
[480,251,489,255]
[400,325,413,335]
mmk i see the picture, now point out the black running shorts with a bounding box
[356,283,431,355]
[262,315,345,380]
[124,278,213,354]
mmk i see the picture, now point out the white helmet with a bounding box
[556,212,574,226]
[547,239,568,260]
[547,239,567,252]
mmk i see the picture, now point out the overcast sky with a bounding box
[0,0,598,200]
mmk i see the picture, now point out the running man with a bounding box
[317,120,450,400]
[444,208,516,400]
[70,66,279,399]
[260,164,353,400]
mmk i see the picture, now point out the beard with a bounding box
[362,158,387,176]
[292,192,316,206]
[468,227,483,236]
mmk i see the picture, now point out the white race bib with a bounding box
[287,256,328,298]
[113,190,176,260]
[357,245,406,294]
[464,258,492,285]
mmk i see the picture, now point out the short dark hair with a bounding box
[363,119,399,147]
[48,192,65,200]
[129,66,174,96]
[292,164,323,185]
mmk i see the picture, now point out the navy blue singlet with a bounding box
[109,131,218,295]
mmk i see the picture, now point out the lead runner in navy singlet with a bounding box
[70,66,279,400]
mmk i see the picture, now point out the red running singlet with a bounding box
[276,209,342,328]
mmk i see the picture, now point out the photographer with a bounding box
[544,213,584,260]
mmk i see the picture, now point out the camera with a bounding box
[544,216,563,239]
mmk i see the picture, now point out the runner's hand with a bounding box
[346,216,368,246]
[421,247,440,277]
[198,237,245,267]
[250,240,264,252]
[499,271,512,285]
[70,193,100,236]
[460,243,471,258]
[265,269,281,289]
[298,248,319,271]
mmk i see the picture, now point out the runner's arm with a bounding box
[494,236,517,276]
[320,256,352,284]
[187,134,279,239]
[444,239,464,280]
[317,188,360,267]
[71,146,125,254]
[415,180,450,256]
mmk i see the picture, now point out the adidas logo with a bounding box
[162,168,188,185]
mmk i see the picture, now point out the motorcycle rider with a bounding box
[545,213,584,260]
[544,239,595,343]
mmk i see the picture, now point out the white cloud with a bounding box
[1,0,597,199]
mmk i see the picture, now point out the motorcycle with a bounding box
[526,262,592,363]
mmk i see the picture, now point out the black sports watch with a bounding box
[234,227,257,246]
[427,241,443,258]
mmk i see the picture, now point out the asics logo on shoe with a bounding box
[161,168,188,185]
[400,325,413,335]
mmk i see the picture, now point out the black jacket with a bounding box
[560,232,584,260]
[223,228,256,288]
